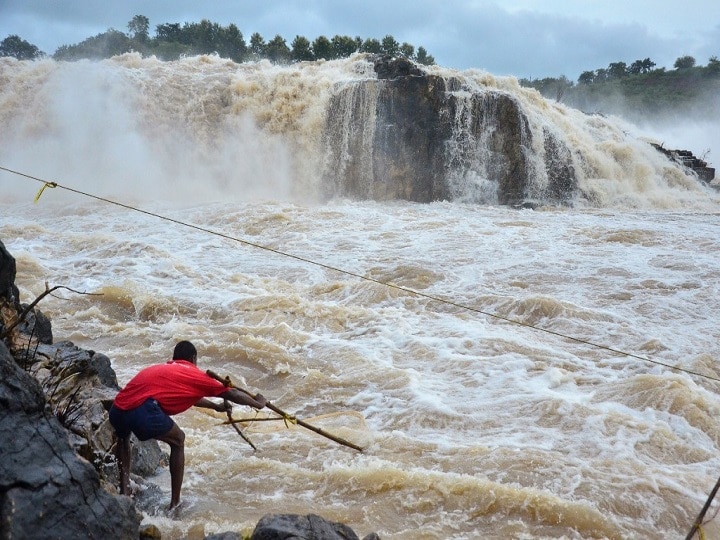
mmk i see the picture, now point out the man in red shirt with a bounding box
[109,340,266,510]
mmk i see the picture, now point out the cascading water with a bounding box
[0,52,714,208]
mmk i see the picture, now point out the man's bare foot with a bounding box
[166,500,185,518]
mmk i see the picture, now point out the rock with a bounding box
[0,238,163,537]
[250,513,364,540]
[15,339,164,480]
[374,54,423,79]
[15,303,53,343]
[205,532,242,540]
[323,55,577,206]
[649,142,716,183]
[140,523,163,539]
[0,239,20,312]
[0,340,141,539]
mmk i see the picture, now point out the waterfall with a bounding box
[0,53,714,209]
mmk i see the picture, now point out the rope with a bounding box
[3,165,720,384]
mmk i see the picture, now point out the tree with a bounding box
[399,42,414,59]
[381,35,399,56]
[578,70,595,84]
[674,55,696,69]
[265,34,290,63]
[359,38,382,54]
[381,35,400,56]
[155,23,181,42]
[640,58,656,73]
[127,15,149,43]
[291,35,314,62]
[628,60,643,75]
[331,35,358,59]
[415,46,435,66]
[607,61,627,79]
[53,29,131,60]
[312,35,333,60]
[217,23,246,62]
[189,19,222,55]
[0,35,44,60]
[249,32,266,59]
[707,56,720,76]
[593,68,609,83]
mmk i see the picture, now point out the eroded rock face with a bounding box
[323,55,578,206]
[0,239,161,538]
[0,340,141,539]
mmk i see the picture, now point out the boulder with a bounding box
[0,340,141,539]
[250,513,378,540]
[323,55,578,206]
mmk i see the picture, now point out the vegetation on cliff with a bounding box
[519,55,720,123]
[0,14,435,65]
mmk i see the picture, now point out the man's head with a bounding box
[173,341,198,364]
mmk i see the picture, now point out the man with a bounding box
[109,340,266,509]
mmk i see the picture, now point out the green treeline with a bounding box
[0,14,435,66]
[520,55,720,121]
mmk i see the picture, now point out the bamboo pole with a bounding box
[685,474,720,540]
[224,399,258,451]
[207,370,364,452]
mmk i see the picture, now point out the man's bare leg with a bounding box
[156,422,186,510]
[117,436,131,496]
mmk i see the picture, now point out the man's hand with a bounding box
[253,393,267,409]
[216,400,232,413]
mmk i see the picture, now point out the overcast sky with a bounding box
[0,0,719,80]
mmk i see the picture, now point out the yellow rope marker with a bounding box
[33,181,57,203]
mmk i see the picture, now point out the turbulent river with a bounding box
[2,54,720,539]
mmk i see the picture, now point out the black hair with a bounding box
[173,341,197,362]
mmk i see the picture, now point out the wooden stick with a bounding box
[219,417,286,425]
[207,370,364,452]
[225,399,258,451]
[685,474,720,540]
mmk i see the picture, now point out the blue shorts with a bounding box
[109,398,175,441]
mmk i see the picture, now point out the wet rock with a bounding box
[250,513,367,540]
[0,340,141,539]
[0,239,20,312]
[323,55,577,206]
[649,142,715,183]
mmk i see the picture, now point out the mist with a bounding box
[0,57,301,206]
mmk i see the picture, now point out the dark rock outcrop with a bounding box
[0,240,20,312]
[323,55,578,206]
[0,340,141,539]
[649,142,716,183]
[250,513,379,540]
[0,239,155,538]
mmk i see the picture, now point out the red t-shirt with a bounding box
[113,360,228,415]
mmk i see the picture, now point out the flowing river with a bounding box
[2,53,720,539]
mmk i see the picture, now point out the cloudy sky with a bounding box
[1,0,719,80]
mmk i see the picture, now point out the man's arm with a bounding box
[219,388,267,410]
[194,397,226,411]
[193,390,266,412]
